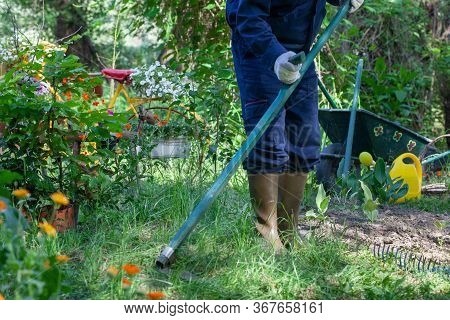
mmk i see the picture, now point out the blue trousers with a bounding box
[232,36,321,174]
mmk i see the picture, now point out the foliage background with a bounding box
[1,0,448,161]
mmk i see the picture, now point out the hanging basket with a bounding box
[150,137,191,159]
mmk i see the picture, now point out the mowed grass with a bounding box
[55,168,449,300]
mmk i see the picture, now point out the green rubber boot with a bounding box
[277,172,308,248]
[248,174,285,254]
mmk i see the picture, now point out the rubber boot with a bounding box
[277,172,308,248]
[248,174,285,253]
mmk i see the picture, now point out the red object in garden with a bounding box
[93,85,103,97]
[101,69,134,84]
[39,205,78,233]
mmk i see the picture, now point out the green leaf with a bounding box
[316,184,326,209]
[360,180,373,201]
[394,90,407,102]
[319,197,330,215]
[374,158,386,184]
[363,199,379,212]
[0,170,23,186]
[374,57,387,75]
[305,210,318,219]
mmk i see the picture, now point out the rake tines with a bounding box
[371,243,449,276]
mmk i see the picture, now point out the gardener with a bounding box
[226,0,364,252]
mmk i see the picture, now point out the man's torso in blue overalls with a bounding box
[226,0,339,173]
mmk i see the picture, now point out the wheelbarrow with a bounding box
[316,62,449,190]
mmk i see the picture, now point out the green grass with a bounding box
[52,168,449,300]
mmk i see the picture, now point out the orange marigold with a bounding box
[122,264,140,276]
[43,259,51,270]
[0,200,7,212]
[56,255,70,263]
[0,293,5,300]
[107,266,119,277]
[115,132,123,139]
[82,93,90,101]
[157,120,168,127]
[64,91,72,101]
[78,134,87,141]
[124,123,132,130]
[146,291,165,300]
[62,78,68,85]
[12,188,30,198]
[38,221,57,238]
[50,191,70,206]
[122,278,132,287]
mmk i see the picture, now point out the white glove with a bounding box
[350,0,364,13]
[274,51,301,85]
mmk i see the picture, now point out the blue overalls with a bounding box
[226,0,339,173]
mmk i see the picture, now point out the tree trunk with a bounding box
[52,0,99,69]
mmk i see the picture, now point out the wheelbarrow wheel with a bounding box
[317,143,344,191]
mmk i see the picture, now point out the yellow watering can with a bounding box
[389,153,422,203]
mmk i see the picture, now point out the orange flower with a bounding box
[124,123,132,130]
[122,264,140,276]
[107,266,119,277]
[12,188,30,198]
[436,170,442,177]
[77,77,85,82]
[62,78,68,85]
[0,200,7,212]
[82,93,90,101]
[92,101,100,107]
[78,134,87,141]
[64,91,72,101]
[56,255,70,263]
[146,291,165,300]
[153,114,159,120]
[38,221,57,238]
[43,259,51,270]
[115,132,123,139]
[122,278,132,287]
[0,293,5,300]
[50,191,70,206]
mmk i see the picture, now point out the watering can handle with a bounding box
[395,153,423,178]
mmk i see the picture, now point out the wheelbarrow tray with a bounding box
[319,109,432,163]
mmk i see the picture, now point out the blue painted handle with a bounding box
[342,58,364,177]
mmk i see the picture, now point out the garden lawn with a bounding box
[50,170,449,300]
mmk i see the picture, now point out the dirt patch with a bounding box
[300,206,450,264]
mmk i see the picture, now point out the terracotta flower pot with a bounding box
[40,204,79,233]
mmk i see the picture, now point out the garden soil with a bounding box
[299,206,450,264]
